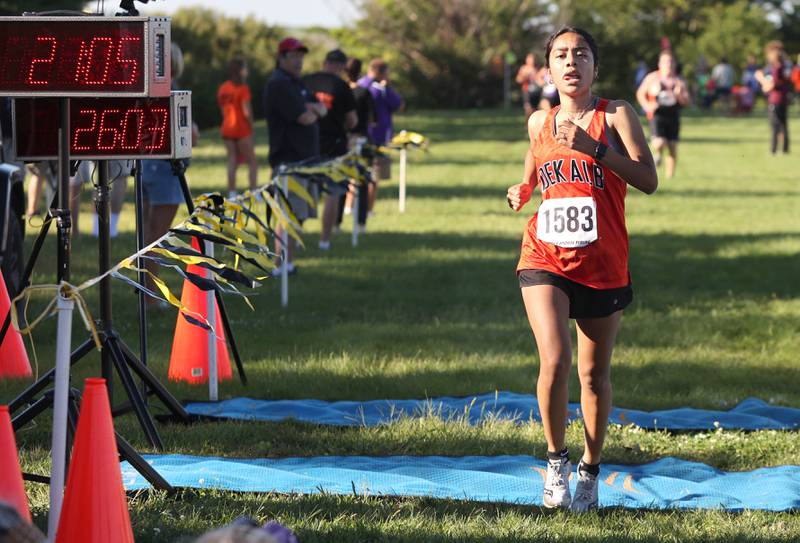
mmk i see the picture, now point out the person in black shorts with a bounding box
[636,50,690,179]
[303,49,358,251]
[341,57,375,232]
[755,41,792,155]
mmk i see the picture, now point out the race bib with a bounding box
[536,197,597,248]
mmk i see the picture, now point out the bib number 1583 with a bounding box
[536,197,597,248]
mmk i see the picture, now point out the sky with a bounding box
[131,0,360,28]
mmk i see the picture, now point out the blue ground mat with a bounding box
[122,454,800,511]
[184,393,800,431]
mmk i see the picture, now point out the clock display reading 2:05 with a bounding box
[0,20,146,93]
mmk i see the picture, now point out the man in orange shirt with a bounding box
[218,58,258,198]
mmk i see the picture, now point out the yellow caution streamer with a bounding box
[13,145,404,338]
[10,283,103,366]
[390,130,429,149]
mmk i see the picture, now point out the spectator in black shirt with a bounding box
[342,57,375,231]
[264,37,327,273]
[303,49,357,250]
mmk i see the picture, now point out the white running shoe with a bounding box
[318,240,331,251]
[271,262,296,277]
[570,463,599,512]
[543,457,572,509]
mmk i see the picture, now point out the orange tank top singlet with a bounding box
[517,98,630,290]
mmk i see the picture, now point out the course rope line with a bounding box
[9,143,400,344]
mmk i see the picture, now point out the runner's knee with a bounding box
[578,364,610,394]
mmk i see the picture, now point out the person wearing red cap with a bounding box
[264,37,327,274]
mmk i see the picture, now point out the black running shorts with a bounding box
[651,113,680,142]
[518,269,633,319]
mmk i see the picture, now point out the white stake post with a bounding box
[205,241,218,402]
[398,145,408,213]
[280,174,289,308]
[48,290,75,542]
[352,136,366,247]
[351,185,359,247]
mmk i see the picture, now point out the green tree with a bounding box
[344,0,549,108]
[561,0,776,100]
[170,7,284,128]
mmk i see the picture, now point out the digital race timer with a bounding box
[13,91,192,160]
[0,17,171,97]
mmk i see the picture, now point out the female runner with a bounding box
[506,27,658,511]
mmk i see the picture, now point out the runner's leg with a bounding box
[521,285,572,453]
[224,138,238,193]
[575,311,622,465]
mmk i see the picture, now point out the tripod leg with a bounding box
[0,192,56,347]
[217,295,248,385]
[133,159,149,404]
[11,394,52,430]
[117,340,191,422]
[7,336,95,413]
[108,338,164,450]
[115,432,174,493]
[65,391,81,476]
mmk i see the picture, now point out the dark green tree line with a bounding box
[169,8,284,128]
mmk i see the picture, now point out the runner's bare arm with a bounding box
[635,73,654,114]
[675,77,691,106]
[602,100,658,194]
[507,110,547,211]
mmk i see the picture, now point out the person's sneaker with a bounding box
[271,262,297,277]
[318,240,331,251]
[543,457,571,509]
[570,462,599,512]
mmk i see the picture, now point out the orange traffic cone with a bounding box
[55,378,133,543]
[0,273,31,378]
[168,238,232,385]
[0,405,30,521]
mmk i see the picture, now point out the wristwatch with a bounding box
[594,141,608,162]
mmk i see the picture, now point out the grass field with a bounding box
[2,107,800,542]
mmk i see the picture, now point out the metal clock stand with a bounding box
[4,99,178,491]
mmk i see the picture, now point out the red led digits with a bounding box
[145,107,169,150]
[72,109,99,151]
[16,97,173,157]
[72,102,169,154]
[27,36,57,85]
[0,20,146,93]
[114,37,140,85]
[97,108,121,150]
[119,108,144,150]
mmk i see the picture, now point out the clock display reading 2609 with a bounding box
[0,17,171,97]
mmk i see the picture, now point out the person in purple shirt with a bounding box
[358,58,404,213]
[756,41,791,155]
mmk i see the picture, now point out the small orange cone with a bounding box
[0,273,32,378]
[168,238,232,385]
[0,405,31,521]
[55,378,133,543]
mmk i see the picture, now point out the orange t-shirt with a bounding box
[517,99,630,290]
[217,80,252,139]
[791,66,800,93]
